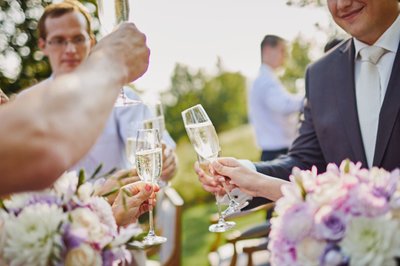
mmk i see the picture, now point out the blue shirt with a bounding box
[248,64,303,150]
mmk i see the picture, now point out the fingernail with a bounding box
[145,184,152,192]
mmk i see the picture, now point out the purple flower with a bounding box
[62,224,86,250]
[268,237,298,266]
[102,249,115,266]
[314,206,347,241]
[321,243,349,266]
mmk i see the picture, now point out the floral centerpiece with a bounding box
[0,171,140,266]
[269,160,400,266]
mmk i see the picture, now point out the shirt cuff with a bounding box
[218,159,254,206]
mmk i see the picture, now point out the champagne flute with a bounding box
[181,104,244,232]
[134,129,167,245]
[143,100,166,137]
[197,154,235,232]
[143,100,169,187]
[96,0,140,106]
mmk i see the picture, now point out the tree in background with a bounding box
[0,0,97,95]
[161,60,248,142]
[281,36,311,94]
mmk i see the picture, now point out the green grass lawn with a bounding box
[169,124,265,265]
[182,202,266,265]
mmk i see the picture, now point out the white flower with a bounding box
[3,204,65,266]
[340,216,400,266]
[53,171,78,200]
[70,207,112,247]
[111,224,142,247]
[0,210,8,258]
[77,182,95,202]
[65,244,102,266]
[296,237,326,266]
[3,193,33,210]
[88,197,118,234]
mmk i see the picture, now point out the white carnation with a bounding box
[2,204,66,266]
[65,244,102,266]
[297,237,326,266]
[53,171,78,200]
[77,182,95,202]
[88,197,117,234]
[70,207,112,247]
[340,216,400,266]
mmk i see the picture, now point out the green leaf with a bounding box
[89,164,103,180]
[99,167,117,179]
[101,187,119,198]
[0,199,8,212]
[344,159,350,174]
[78,169,86,188]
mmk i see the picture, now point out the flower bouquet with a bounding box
[0,171,141,266]
[269,160,400,266]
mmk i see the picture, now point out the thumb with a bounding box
[211,157,237,176]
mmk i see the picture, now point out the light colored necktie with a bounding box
[356,46,387,167]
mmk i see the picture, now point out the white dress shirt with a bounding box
[248,64,303,150]
[354,14,400,163]
[71,87,176,176]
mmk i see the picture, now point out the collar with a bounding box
[354,13,400,59]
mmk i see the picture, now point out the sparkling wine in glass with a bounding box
[142,100,169,187]
[143,100,165,136]
[134,129,167,246]
[96,0,140,106]
[182,104,244,232]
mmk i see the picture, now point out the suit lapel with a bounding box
[335,40,368,166]
[373,40,400,166]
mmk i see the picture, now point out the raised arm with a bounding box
[0,23,150,196]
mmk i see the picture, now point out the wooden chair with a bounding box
[208,203,274,266]
[146,186,184,266]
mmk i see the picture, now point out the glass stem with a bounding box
[216,195,225,223]
[221,182,236,203]
[148,209,155,237]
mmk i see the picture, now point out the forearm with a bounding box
[0,59,122,195]
[251,172,286,201]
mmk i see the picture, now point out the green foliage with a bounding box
[281,36,311,93]
[0,0,98,95]
[162,62,248,142]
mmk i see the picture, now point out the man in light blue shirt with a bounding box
[22,1,177,181]
[248,35,304,162]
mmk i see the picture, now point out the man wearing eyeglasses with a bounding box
[37,1,95,78]
[22,0,177,180]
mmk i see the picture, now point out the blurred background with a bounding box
[0,0,347,264]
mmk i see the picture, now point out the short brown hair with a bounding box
[261,35,285,51]
[38,0,93,40]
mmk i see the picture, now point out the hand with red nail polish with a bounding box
[111,181,158,227]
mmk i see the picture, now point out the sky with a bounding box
[113,0,335,94]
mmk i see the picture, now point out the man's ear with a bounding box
[38,38,47,53]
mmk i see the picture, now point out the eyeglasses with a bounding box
[46,36,89,48]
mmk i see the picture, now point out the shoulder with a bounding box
[123,86,141,101]
[307,38,352,75]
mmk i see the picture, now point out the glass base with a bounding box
[222,201,249,218]
[126,235,167,249]
[209,220,236,233]
[143,235,167,246]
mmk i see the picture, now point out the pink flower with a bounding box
[275,202,314,244]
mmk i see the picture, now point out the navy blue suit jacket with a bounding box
[255,38,400,180]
